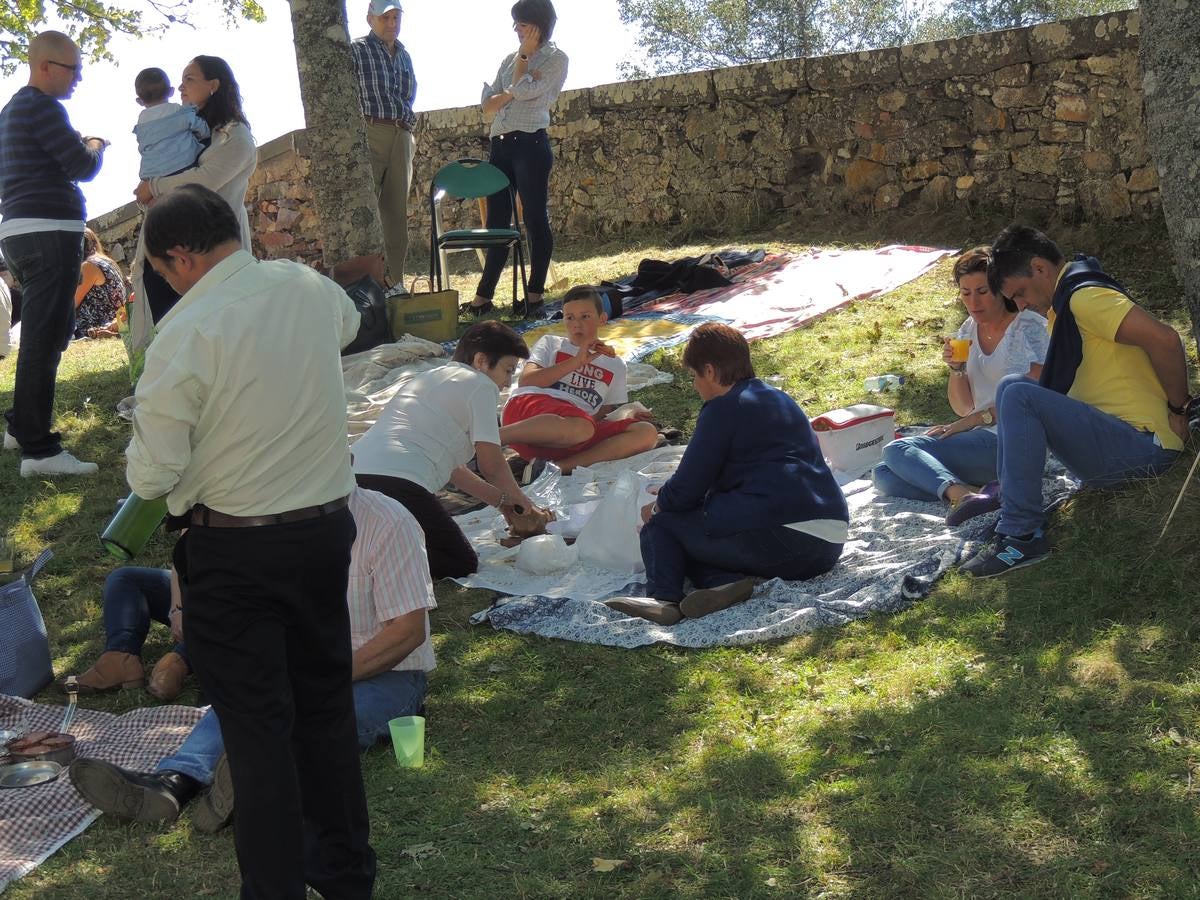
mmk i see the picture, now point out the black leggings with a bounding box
[354,474,478,579]
[476,129,553,299]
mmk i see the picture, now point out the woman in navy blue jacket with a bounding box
[606,324,848,625]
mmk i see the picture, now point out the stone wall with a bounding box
[91,10,1153,269]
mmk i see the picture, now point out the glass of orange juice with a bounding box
[949,338,972,364]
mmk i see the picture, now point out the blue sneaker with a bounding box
[960,530,1050,578]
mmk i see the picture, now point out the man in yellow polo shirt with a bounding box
[958,223,1189,577]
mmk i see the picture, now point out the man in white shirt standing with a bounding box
[125,184,373,899]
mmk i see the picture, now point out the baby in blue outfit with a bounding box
[132,67,210,179]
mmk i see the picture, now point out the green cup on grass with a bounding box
[389,715,425,767]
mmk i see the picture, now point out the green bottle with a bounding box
[100,495,168,560]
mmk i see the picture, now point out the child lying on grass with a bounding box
[500,284,658,474]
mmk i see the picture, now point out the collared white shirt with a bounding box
[348,487,436,673]
[126,249,361,516]
[482,42,568,137]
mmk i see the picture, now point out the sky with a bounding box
[0,0,641,218]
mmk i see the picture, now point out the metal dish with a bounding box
[0,760,64,789]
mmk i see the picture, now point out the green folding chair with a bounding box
[429,158,528,312]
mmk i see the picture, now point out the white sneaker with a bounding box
[20,451,99,477]
[3,430,17,451]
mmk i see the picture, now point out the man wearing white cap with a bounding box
[351,0,417,292]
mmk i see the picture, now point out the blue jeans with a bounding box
[874,429,999,502]
[477,130,553,298]
[103,567,187,663]
[0,230,84,458]
[994,375,1179,535]
[157,669,428,784]
[641,508,843,602]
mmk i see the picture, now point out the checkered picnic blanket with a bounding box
[0,695,204,893]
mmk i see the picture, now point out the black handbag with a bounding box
[340,275,392,356]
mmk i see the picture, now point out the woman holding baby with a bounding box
[873,246,1049,520]
[128,56,256,340]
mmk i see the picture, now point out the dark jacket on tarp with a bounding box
[655,377,848,538]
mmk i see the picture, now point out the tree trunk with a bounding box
[288,0,384,279]
[1139,0,1200,353]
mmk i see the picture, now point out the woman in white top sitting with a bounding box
[874,246,1049,518]
[352,321,539,579]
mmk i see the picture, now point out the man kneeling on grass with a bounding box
[69,486,436,831]
[956,224,1189,578]
[499,284,659,473]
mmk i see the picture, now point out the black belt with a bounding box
[184,495,350,529]
[494,129,546,140]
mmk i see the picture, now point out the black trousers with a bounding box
[174,507,375,900]
[355,473,478,579]
[140,262,181,323]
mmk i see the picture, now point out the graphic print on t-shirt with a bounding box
[548,350,614,412]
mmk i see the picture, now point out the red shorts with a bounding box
[502,394,638,462]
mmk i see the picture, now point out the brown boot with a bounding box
[146,652,189,702]
[604,597,683,626]
[680,577,756,619]
[62,651,145,694]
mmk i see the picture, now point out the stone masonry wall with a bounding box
[91,10,1153,270]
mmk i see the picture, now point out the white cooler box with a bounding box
[811,404,896,483]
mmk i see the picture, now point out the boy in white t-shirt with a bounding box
[501,285,658,473]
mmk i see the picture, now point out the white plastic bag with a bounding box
[575,471,645,574]
[515,534,576,574]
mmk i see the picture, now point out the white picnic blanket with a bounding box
[464,450,1079,649]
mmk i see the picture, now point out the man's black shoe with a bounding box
[960,530,1050,578]
[192,753,236,834]
[69,758,200,823]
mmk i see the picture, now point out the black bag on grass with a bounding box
[341,275,391,356]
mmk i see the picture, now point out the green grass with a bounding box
[2,208,1198,898]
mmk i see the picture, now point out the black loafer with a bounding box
[69,758,199,823]
[523,300,546,320]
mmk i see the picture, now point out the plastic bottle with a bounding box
[99,495,168,560]
[864,374,905,392]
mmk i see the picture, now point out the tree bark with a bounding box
[288,0,384,277]
[1139,0,1200,353]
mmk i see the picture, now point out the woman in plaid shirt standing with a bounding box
[466,0,568,320]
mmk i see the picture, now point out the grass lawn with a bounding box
[2,208,1198,898]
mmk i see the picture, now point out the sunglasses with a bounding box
[48,60,83,74]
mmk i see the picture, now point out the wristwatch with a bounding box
[978,409,994,426]
[1167,397,1190,416]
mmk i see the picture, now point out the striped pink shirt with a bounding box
[347,487,437,672]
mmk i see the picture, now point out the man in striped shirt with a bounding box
[351,0,417,292]
[70,486,437,834]
[0,31,108,476]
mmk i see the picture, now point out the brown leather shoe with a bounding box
[146,651,189,702]
[61,651,145,694]
[604,597,683,626]
[680,577,756,619]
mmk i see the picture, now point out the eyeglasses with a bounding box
[48,60,83,74]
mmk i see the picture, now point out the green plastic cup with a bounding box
[389,715,425,767]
